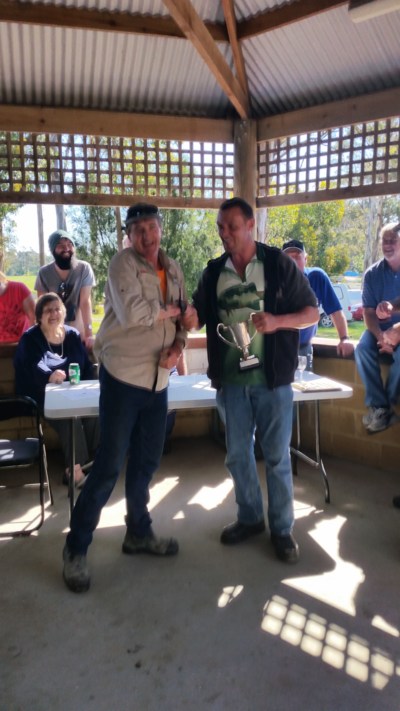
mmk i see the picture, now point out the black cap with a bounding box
[282,239,305,253]
[125,203,160,230]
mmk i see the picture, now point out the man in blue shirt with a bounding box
[282,240,354,369]
[355,223,400,433]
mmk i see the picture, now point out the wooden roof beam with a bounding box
[238,0,347,40]
[221,0,250,102]
[0,0,228,41]
[0,0,347,43]
[162,0,250,119]
[0,104,233,143]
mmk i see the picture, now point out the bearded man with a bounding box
[35,229,95,349]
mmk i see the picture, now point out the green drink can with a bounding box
[68,363,81,385]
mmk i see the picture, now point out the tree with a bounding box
[66,206,221,303]
[160,209,220,298]
[266,200,348,274]
[0,204,21,272]
[66,205,118,302]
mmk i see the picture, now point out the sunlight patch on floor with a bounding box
[96,476,180,529]
[217,585,244,608]
[284,515,365,616]
[261,594,400,690]
[188,478,233,511]
[371,616,400,638]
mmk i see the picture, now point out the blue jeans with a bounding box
[355,330,400,408]
[216,383,294,536]
[66,366,168,555]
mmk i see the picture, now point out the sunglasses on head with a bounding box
[57,281,71,302]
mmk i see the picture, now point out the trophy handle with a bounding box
[217,323,237,348]
[248,313,258,344]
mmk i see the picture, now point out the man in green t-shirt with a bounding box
[183,197,318,564]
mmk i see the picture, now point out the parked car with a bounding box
[351,302,364,321]
[319,282,353,328]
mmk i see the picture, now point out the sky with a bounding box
[14,204,61,254]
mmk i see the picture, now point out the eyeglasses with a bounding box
[57,282,71,302]
[382,237,400,245]
[42,306,62,315]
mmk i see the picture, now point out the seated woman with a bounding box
[0,271,35,343]
[14,292,98,487]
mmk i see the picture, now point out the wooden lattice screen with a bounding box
[0,133,234,207]
[258,117,400,206]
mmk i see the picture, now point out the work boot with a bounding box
[63,545,90,593]
[122,530,179,556]
[271,533,299,564]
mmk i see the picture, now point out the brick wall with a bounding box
[2,338,399,472]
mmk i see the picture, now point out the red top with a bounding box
[0,281,32,343]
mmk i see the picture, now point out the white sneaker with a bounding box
[365,407,390,433]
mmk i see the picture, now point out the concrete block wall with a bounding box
[0,344,61,449]
[2,337,399,473]
[298,341,400,474]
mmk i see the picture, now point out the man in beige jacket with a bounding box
[63,203,187,593]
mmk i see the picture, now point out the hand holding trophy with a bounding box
[217,314,260,371]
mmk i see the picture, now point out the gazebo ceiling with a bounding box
[0,0,399,123]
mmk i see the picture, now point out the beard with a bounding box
[54,253,75,270]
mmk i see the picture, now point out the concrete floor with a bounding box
[1,437,400,711]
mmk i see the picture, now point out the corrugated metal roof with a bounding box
[0,1,399,120]
[245,5,400,116]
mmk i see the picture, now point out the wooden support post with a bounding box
[234,119,257,235]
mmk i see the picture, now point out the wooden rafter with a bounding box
[162,0,250,119]
[0,0,228,40]
[238,0,347,40]
[0,105,233,143]
[221,0,250,101]
[0,0,346,42]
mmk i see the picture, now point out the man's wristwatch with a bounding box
[340,336,349,342]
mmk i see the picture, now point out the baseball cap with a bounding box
[125,203,160,230]
[48,229,75,255]
[282,239,305,253]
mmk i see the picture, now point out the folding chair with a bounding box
[0,395,53,537]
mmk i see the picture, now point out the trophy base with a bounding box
[239,356,261,371]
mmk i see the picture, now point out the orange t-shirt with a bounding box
[157,268,167,304]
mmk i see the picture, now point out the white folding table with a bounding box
[45,372,352,513]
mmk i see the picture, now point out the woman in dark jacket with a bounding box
[14,293,98,487]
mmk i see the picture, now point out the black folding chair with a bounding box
[0,395,53,537]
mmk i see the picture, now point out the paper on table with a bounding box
[292,378,342,392]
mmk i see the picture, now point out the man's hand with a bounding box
[381,324,400,348]
[376,301,393,320]
[158,304,181,321]
[159,344,183,370]
[337,340,354,357]
[251,311,278,334]
[84,335,95,352]
[377,333,394,354]
[181,305,200,331]
[49,369,67,385]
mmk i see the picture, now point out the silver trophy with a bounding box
[217,318,260,371]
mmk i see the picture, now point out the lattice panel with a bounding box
[258,118,400,204]
[0,133,234,203]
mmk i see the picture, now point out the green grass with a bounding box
[6,275,366,340]
[8,274,36,290]
[317,320,365,340]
